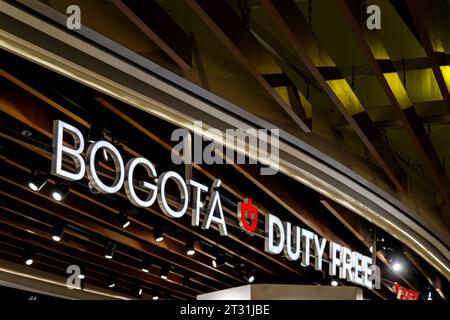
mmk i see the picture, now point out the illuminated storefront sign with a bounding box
[393,282,419,300]
[264,213,375,289]
[51,120,377,290]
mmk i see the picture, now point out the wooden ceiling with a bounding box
[26,0,450,225]
[0,0,449,300]
[0,47,448,300]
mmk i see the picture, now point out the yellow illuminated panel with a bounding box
[327,79,364,115]
[300,92,312,119]
[383,73,411,110]
[440,65,450,92]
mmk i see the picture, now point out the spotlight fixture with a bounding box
[152,289,159,300]
[28,170,48,192]
[185,240,195,256]
[50,223,64,242]
[160,265,170,280]
[141,259,151,273]
[153,227,164,242]
[132,284,143,297]
[78,266,86,279]
[105,241,116,260]
[51,182,69,202]
[108,275,116,288]
[392,261,402,272]
[244,272,255,283]
[115,210,130,229]
[235,263,255,283]
[212,253,226,268]
[23,248,34,266]
[331,280,338,287]
[385,248,404,273]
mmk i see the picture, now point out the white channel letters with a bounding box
[265,213,375,289]
[51,120,228,236]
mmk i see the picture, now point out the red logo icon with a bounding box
[393,282,419,300]
[237,198,258,233]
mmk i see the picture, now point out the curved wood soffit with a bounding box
[0,0,448,287]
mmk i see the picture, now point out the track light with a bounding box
[331,280,338,287]
[212,253,226,268]
[50,224,64,242]
[385,248,403,273]
[160,265,170,280]
[105,241,116,259]
[78,266,86,279]
[244,273,255,283]
[235,263,255,283]
[153,227,164,242]
[115,210,130,229]
[133,283,143,297]
[152,289,159,300]
[108,275,116,288]
[28,170,48,192]
[141,259,151,273]
[23,248,34,266]
[51,183,69,202]
[186,240,195,256]
[392,261,402,272]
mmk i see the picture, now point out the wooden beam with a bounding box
[374,115,450,129]
[261,0,407,193]
[339,55,450,80]
[262,73,310,122]
[404,0,450,112]
[251,19,324,94]
[184,0,311,132]
[337,0,450,216]
[262,73,292,88]
[111,0,192,70]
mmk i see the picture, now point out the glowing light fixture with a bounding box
[51,183,69,201]
[186,240,195,256]
[28,170,48,192]
[51,224,64,242]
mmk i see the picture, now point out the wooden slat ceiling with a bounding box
[1,0,449,299]
[32,0,450,221]
[0,48,448,300]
